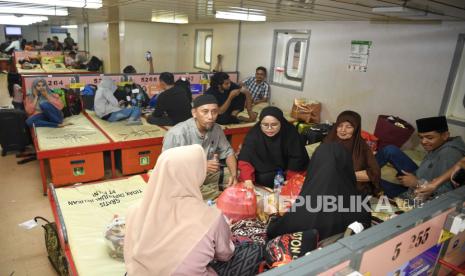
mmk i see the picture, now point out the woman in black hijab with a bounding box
[324,111,381,196]
[238,106,309,189]
[266,142,372,241]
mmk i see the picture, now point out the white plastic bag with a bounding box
[104,216,125,261]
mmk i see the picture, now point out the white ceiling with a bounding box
[3,0,465,26]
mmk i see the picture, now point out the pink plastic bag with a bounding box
[217,183,257,223]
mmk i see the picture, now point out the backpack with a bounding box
[62,88,82,117]
[114,84,150,108]
[51,88,67,108]
[81,84,97,110]
[34,217,69,276]
[128,83,150,108]
[87,56,103,72]
[301,123,332,145]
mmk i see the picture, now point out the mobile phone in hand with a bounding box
[145,51,152,61]
[452,168,465,186]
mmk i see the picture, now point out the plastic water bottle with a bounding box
[274,169,285,192]
[414,178,429,204]
[273,169,285,212]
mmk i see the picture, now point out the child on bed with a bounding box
[94,77,142,125]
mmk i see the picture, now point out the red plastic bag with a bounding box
[361,130,379,152]
[217,183,257,223]
[280,174,305,199]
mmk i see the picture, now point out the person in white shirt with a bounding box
[4,37,21,52]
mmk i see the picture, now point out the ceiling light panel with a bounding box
[61,24,78,28]
[0,15,48,25]
[0,4,68,16]
[0,0,102,9]
[215,11,266,21]
[152,10,188,24]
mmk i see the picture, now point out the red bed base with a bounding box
[33,112,163,195]
[47,175,150,276]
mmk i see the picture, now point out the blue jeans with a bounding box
[107,107,141,122]
[26,102,63,128]
[375,145,419,198]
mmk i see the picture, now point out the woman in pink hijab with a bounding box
[124,144,234,275]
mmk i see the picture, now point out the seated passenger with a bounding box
[175,77,192,103]
[205,72,256,125]
[94,77,142,125]
[123,56,154,74]
[416,157,465,199]
[124,144,235,275]
[24,78,66,128]
[323,111,381,196]
[123,65,137,74]
[162,94,237,200]
[147,72,192,126]
[238,106,309,189]
[376,116,465,199]
[266,142,372,241]
[66,50,87,69]
[24,42,34,51]
[239,66,270,105]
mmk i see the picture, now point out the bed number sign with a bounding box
[140,156,150,166]
[47,80,64,86]
[391,227,431,261]
[73,167,85,176]
[359,209,453,275]
[140,76,157,83]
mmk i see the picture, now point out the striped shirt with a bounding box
[243,77,270,102]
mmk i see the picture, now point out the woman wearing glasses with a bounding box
[238,106,309,189]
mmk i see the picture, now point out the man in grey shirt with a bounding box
[162,94,238,200]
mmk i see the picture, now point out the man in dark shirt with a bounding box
[205,72,256,125]
[64,33,75,51]
[147,72,192,126]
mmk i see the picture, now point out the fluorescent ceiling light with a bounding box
[230,7,265,13]
[61,24,78,28]
[215,11,266,21]
[0,0,102,9]
[372,7,426,16]
[0,5,68,16]
[152,10,188,24]
[0,15,48,25]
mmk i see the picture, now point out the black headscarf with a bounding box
[238,106,309,188]
[324,111,380,195]
[266,142,372,241]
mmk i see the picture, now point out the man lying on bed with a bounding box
[375,116,465,200]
